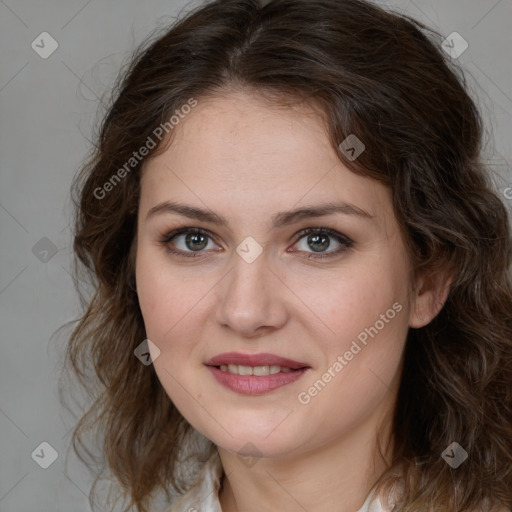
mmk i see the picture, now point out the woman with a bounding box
[61,0,512,511]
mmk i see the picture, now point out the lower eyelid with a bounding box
[160,228,353,258]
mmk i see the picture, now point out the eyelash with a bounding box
[159,226,354,260]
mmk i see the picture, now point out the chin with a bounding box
[204,419,307,460]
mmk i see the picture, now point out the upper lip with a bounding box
[205,352,309,369]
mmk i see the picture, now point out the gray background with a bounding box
[1,0,511,511]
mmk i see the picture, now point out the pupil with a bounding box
[308,233,329,252]
[186,233,208,251]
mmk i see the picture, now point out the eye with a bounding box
[159,226,353,260]
[160,227,220,258]
[291,227,353,259]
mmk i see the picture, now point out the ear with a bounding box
[409,268,453,329]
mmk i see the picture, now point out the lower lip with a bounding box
[206,366,308,395]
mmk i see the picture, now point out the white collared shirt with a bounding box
[166,450,390,512]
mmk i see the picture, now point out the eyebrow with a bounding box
[146,200,373,228]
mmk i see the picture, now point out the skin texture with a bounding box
[135,90,450,512]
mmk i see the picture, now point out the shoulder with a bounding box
[357,485,395,512]
[165,450,224,512]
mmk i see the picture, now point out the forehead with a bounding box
[140,91,393,225]
[148,91,331,174]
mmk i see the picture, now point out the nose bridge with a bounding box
[215,245,287,334]
[224,249,271,312]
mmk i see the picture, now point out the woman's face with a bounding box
[135,90,426,459]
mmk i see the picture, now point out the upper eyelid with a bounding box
[291,228,353,251]
[163,226,352,250]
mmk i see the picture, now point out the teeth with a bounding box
[253,365,270,376]
[238,365,253,376]
[218,364,296,375]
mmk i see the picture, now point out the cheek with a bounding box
[135,248,215,405]
[298,296,407,443]
[136,255,170,334]
[296,254,410,406]
[136,248,203,338]
[135,250,205,401]
[308,260,408,349]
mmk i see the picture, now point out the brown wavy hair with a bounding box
[59,0,512,510]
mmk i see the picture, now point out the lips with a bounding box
[204,352,311,395]
[204,352,309,370]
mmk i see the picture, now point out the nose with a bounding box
[214,248,289,338]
